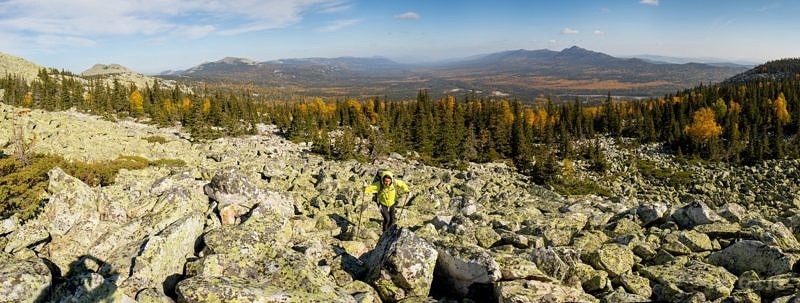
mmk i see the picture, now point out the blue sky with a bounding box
[0,0,797,73]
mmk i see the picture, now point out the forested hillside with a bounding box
[3,61,799,187]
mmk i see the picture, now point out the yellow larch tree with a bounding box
[684,107,723,144]
[774,92,790,125]
[129,90,144,116]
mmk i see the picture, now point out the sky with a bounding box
[0,0,798,73]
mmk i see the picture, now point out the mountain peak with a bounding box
[81,63,138,77]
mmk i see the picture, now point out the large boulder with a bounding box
[175,276,355,303]
[640,259,737,300]
[0,253,51,303]
[202,209,292,255]
[365,228,437,302]
[672,200,723,228]
[708,240,796,276]
[42,167,100,236]
[204,168,294,224]
[434,243,502,298]
[494,279,598,303]
[121,212,205,296]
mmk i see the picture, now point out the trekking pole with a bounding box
[354,192,366,240]
[394,194,409,229]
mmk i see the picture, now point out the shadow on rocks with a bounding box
[35,255,120,303]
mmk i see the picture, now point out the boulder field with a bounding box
[2,103,800,302]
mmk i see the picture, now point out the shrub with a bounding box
[150,158,186,167]
[143,136,169,144]
[0,153,180,220]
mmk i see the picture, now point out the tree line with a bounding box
[2,67,799,183]
[0,69,262,140]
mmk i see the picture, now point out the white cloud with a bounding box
[593,30,605,35]
[640,0,659,6]
[0,0,349,49]
[560,28,579,35]
[394,12,421,20]
[601,8,611,13]
[549,39,557,44]
[316,19,361,32]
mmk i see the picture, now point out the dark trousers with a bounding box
[380,204,396,232]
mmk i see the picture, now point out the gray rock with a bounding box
[718,203,747,223]
[672,200,723,228]
[530,247,580,282]
[434,242,501,298]
[708,240,796,276]
[365,228,437,302]
[637,203,670,226]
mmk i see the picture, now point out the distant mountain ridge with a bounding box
[161,46,748,98]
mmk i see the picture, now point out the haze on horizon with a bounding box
[0,0,797,74]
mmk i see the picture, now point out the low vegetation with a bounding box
[143,135,169,144]
[0,153,185,221]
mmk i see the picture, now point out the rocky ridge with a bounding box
[1,102,800,302]
[0,52,45,82]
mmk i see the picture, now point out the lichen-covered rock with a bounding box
[175,276,355,303]
[203,210,292,255]
[606,217,644,238]
[522,212,588,246]
[0,253,51,303]
[738,272,800,298]
[473,225,501,248]
[494,279,598,303]
[718,289,762,303]
[619,272,652,298]
[42,167,100,236]
[751,221,800,251]
[493,253,548,281]
[602,287,651,303]
[135,288,174,303]
[204,168,294,224]
[570,230,609,258]
[707,240,796,276]
[717,203,747,223]
[121,212,205,296]
[640,259,737,300]
[530,247,580,282]
[365,228,437,302]
[587,244,635,277]
[3,221,49,254]
[677,230,713,252]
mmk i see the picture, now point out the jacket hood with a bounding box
[380,170,394,180]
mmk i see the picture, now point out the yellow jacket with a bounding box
[364,170,410,207]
